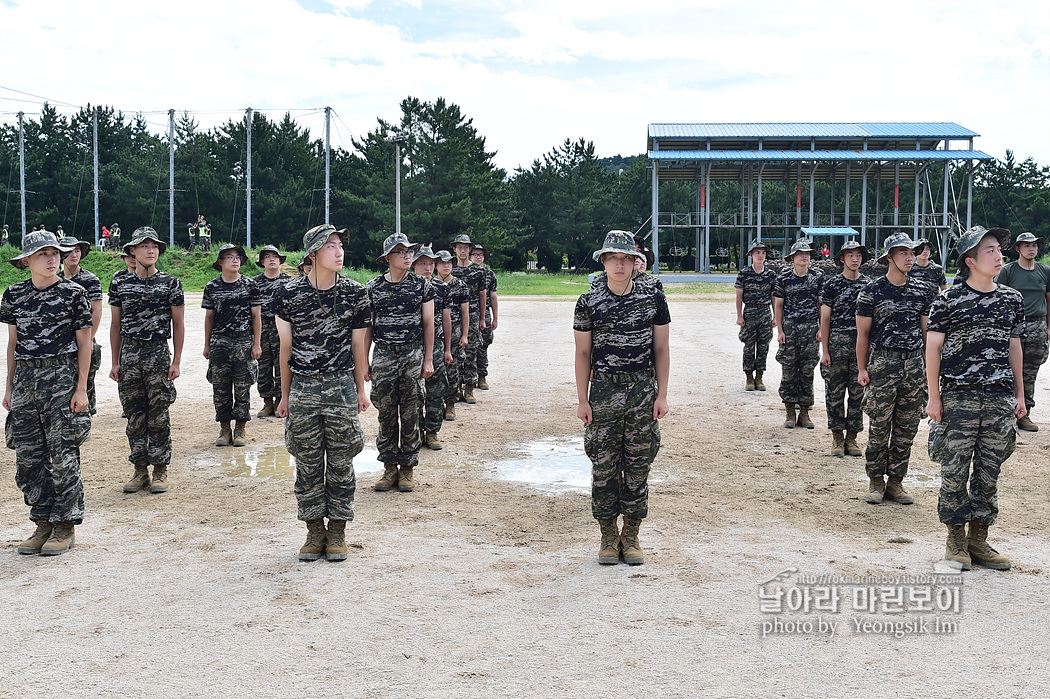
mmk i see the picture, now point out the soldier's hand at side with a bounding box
[814,329,822,343]
[444,350,453,365]
[459,334,468,348]
[167,362,181,381]
[203,346,210,360]
[821,352,831,367]
[71,389,89,413]
[364,366,372,382]
[653,397,669,420]
[925,396,943,422]
[277,396,289,418]
[777,330,786,345]
[109,364,120,382]
[491,318,498,330]
[736,316,746,327]
[2,390,11,411]
[421,360,434,379]
[480,320,486,331]
[1015,392,1028,419]
[358,394,370,414]
[251,343,262,360]
[857,369,869,386]
[577,401,592,425]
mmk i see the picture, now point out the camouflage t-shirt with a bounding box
[0,278,93,358]
[855,276,936,352]
[452,263,485,312]
[735,266,777,318]
[909,261,947,289]
[108,268,133,296]
[820,273,872,331]
[108,271,186,341]
[927,282,1025,390]
[253,271,293,321]
[573,282,671,375]
[366,272,435,345]
[429,277,448,343]
[441,275,470,331]
[772,269,823,325]
[64,268,103,302]
[481,265,498,322]
[202,275,263,335]
[274,276,372,375]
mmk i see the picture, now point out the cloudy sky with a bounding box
[1,0,1047,172]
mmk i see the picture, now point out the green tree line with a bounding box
[3,100,1047,272]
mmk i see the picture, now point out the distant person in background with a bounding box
[910,239,949,292]
[773,239,822,429]
[735,240,776,392]
[821,243,831,260]
[471,244,498,391]
[1,224,8,247]
[111,223,121,248]
[188,223,198,252]
[200,222,212,253]
[101,225,111,251]
[253,245,292,419]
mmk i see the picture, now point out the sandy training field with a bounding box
[2,294,1049,697]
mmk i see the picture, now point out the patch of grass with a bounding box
[495,271,593,295]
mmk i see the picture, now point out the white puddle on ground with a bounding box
[204,443,383,479]
[491,436,592,494]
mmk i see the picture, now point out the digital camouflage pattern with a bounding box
[65,268,103,302]
[855,276,936,352]
[108,272,185,340]
[273,276,372,375]
[586,375,660,520]
[109,267,132,295]
[820,274,871,330]
[573,282,671,375]
[772,269,822,325]
[366,272,435,345]
[929,389,1016,525]
[202,275,263,334]
[7,359,89,524]
[863,350,925,478]
[253,271,293,321]
[207,334,258,422]
[0,279,92,358]
[254,272,292,400]
[63,269,104,415]
[927,283,1025,391]
[735,266,777,318]
[370,343,424,468]
[909,261,947,288]
[452,263,486,384]
[285,371,363,522]
[1018,319,1049,411]
[821,331,863,432]
[776,321,819,407]
[119,339,177,467]
[422,341,449,433]
[479,265,497,376]
[429,277,449,344]
[739,313,773,373]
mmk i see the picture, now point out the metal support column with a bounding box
[704,162,711,273]
[18,112,26,238]
[168,109,175,248]
[245,107,253,248]
[845,162,851,233]
[808,162,815,228]
[92,108,99,246]
[893,162,900,228]
[651,159,659,274]
[694,170,701,272]
[861,165,869,246]
[324,106,331,224]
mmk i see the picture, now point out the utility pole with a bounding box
[324,106,331,224]
[245,107,252,248]
[93,107,99,245]
[385,134,407,235]
[18,111,26,239]
[168,109,175,248]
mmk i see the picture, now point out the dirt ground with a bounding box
[2,292,1050,697]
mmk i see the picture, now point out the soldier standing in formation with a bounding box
[735,240,776,392]
[109,228,185,495]
[3,231,92,556]
[412,245,452,450]
[253,245,292,418]
[855,232,937,506]
[926,226,1024,571]
[435,250,469,422]
[367,233,435,494]
[773,240,822,429]
[471,243,498,390]
[275,225,371,562]
[575,230,670,566]
[909,239,949,292]
[59,236,104,416]
[450,234,485,405]
[819,240,870,457]
[203,244,262,447]
[994,231,1050,431]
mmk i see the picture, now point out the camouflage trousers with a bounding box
[119,338,177,467]
[88,339,101,416]
[1019,319,1049,412]
[447,340,462,400]
[421,342,449,433]
[257,321,282,400]
[586,371,661,521]
[6,357,90,524]
[371,342,424,468]
[862,349,926,479]
[929,388,1016,525]
[285,370,363,522]
[207,333,258,423]
[820,330,864,433]
[478,307,494,376]
[776,321,819,407]
[738,310,773,372]
[459,309,481,386]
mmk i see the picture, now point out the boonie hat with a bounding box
[834,239,870,265]
[413,243,440,263]
[9,230,71,269]
[434,250,454,262]
[957,226,1010,260]
[256,244,287,268]
[747,240,773,255]
[1013,231,1044,250]
[212,243,249,271]
[58,236,92,259]
[122,227,167,256]
[302,224,348,259]
[786,239,814,260]
[376,232,420,263]
[876,232,921,264]
[913,238,933,256]
[592,230,645,263]
[470,243,490,262]
[450,234,473,247]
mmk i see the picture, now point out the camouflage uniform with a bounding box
[478,264,498,377]
[422,277,450,433]
[909,261,948,289]
[856,276,937,478]
[451,263,485,386]
[253,271,292,400]
[820,273,871,432]
[773,268,822,406]
[109,272,184,468]
[202,275,262,422]
[275,276,372,521]
[995,260,1050,412]
[65,268,103,415]
[574,280,671,520]
[735,265,776,372]
[440,274,469,398]
[366,272,435,469]
[927,282,1024,524]
[2,278,93,524]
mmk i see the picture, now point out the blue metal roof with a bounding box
[648,149,993,162]
[649,123,979,139]
[800,227,861,237]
